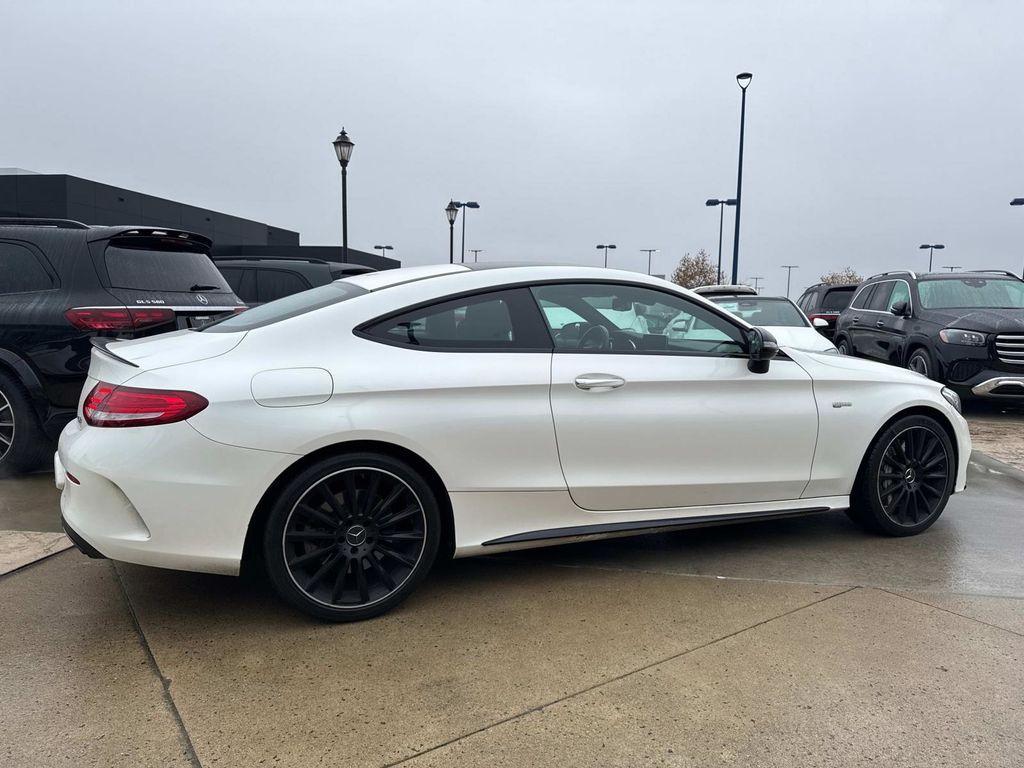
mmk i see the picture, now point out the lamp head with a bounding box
[736,72,753,89]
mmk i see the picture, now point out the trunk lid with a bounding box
[88,330,246,384]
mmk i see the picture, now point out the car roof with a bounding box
[708,293,791,301]
[693,284,758,296]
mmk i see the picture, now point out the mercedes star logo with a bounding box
[196,294,209,305]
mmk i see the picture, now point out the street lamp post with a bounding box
[941,265,961,273]
[706,198,737,283]
[469,249,484,262]
[749,276,764,293]
[1011,199,1024,276]
[780,265,799,297]
[596,244,617,267]
[919,243,945,271]
[640,249,659,275]
[454,201,480,263]
[373,244,394,262]
[332,128,355,262]
[731,72,753,284]
[445,201,459,264]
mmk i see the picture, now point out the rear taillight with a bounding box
[65,307,175,332]
[83,381,208,428]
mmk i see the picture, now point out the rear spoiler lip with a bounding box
[90,338,140,368]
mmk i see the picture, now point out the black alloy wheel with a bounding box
[264,454,440,621]
[0,372,51,476]
[907,348,934,380]
[848,414,954,536]
[836,338,850,356]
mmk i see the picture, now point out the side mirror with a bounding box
[747,327,779,374]
[890,300,909,317]
[812,317,829,329]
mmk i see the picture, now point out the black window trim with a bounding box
[354,278,770,360]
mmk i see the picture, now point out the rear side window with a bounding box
[867,281,895,311]
[202,281,367,332]
[850,284,877,309]
[0,242,53,294]
[361,289,550,350]
[821,287,854,311]
[105,245,231,293]
[219,267,257,303]
[258,269,311,303]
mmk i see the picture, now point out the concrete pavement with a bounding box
[1,456,1022,767]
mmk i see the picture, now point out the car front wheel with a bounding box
[848,414,955,536]
[263,453,441,621]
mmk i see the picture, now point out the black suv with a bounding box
[834,269,1024,400]
[213,256,375,307]
[0,219,244,473]
[795,282,858,339]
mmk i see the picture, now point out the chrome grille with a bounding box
[995,334,1024,365]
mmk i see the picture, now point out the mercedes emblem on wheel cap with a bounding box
[345,525,367,546]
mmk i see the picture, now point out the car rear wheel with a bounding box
[836,337,850,356]
[263,452,441,621]
[848,414,954,536]
[0,371,51,476]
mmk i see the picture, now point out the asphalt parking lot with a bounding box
[1,409,1022,767]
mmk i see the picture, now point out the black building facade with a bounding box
[0,170,398,270]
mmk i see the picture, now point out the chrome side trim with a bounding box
[971,377,1024,396]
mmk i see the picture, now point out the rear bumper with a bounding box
[56,417,295,575]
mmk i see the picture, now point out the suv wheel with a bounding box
[0,371,51,476]
[263,452,441,621]
[836,337,850,356]
[907,348,935,380]
[848,414,954,536]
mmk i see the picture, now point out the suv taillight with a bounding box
[83,381,208,428]
[65,307,175,332]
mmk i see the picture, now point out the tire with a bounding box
[0,371,52,477]
[847,414,955,536]
[906,347,936,380]
[263,452,441,621]
[836,337,850,356]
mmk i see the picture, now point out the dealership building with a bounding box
[0,169,399,270]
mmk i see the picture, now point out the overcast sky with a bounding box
[3,1,1023,295]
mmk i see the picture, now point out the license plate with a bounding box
[186,315,211,328]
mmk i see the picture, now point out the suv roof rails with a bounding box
[867,270,917,280]
[965,269,1021,279]
[213,256,332,266]
[0,217,90,229]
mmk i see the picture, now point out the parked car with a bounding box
[702,293,838,354]
[834,269,1024,400]
[796,282,859,339]
[213,256,375,307]
[0,218,244,474]
[694,284,758,298]
[57,263,969,621]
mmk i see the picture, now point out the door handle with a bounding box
[876,320,886,327]
[852,315,861,322]
[574,373,626,391]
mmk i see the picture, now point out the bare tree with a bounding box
[669,249,719,289]
[819,267,863,285]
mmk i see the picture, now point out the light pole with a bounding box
[332,128,355,262]
[469,249,484,262]
[749,276,764,293]
[373,244,394,261]
[445,201,459,264]
[941,265,961,272]
[454,201,480,263]
[640,249,659,275]
[780,265,799,297]
[596,244,617,267]
[731,72,752,284]
[1011,199,1024,276]
[706,198,737,283]
[919,243,945,271]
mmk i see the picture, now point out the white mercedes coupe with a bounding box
[56,264,970,621]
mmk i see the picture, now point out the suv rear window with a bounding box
[202,281,367,332]
[105,245,231,293]
[821,287,855,311]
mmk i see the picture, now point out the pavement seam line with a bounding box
[0,542,75,581]
[111,563,204,768]
[382,585,858,767]
[877,587,1024,638]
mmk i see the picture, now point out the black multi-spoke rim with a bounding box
[283,468,426,609]
[0,389,13,462]
[877,427,949,526]
[908,355,928,377]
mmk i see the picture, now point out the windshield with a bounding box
[821,287,855,311]
[202,281,367,332]
[917,277,1024,309]
[104,245,231,293]
[710,297,809,327]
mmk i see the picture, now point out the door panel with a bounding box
[549,354,818,511]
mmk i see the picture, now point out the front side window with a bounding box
[362,288,549,350]
[917,277,1024,309]
[0,242,53,294]
[888,281,911,311]
[530,282,745,355]
[710,297,809,327]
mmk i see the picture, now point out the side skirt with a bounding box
[481,506,832,547]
